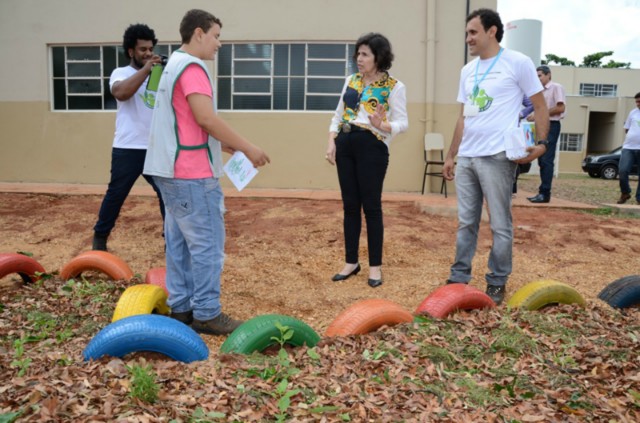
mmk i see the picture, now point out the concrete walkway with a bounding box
[0,182,603,217]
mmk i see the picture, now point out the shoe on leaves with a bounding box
[486,284,506,305]
[192,312,244,335]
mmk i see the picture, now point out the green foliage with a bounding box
[0,411,22,423]
[187,407,226,422]
[580,51,630,68]
[127,363,160,404]
[270,322,294,348]
[10,338,32,377]
[544,53,576,66]
[542,51,630,68]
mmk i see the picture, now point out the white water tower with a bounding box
[504,19,542,66]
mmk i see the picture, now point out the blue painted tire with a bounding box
[83,315,208,363]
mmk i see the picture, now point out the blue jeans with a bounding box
[619,148,640,201]
[449,152,517,287]
[94,148,165,235]
[153,177,226,321]
[537,120,561,197]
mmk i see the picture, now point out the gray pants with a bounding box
[449,152,517,287]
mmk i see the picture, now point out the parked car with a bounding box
[581,147,639,180]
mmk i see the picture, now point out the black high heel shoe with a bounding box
[331,263,361,281]
[367,270,383,288]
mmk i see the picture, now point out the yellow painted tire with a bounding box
[507,280,586,310]
[112,284,170,322]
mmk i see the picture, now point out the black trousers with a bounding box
[335,129,389,266]
[94,148,165,235]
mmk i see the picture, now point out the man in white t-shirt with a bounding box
[617,92,640,204]
[442,8,550,305]
[92,24,165,251]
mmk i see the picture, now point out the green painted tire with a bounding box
[220,314,320,355]
[507,279,585,310]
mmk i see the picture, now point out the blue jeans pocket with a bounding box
[165,183,193,218]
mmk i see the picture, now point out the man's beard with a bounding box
[132,57,145,69]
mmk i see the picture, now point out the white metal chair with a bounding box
[421,133,448,197]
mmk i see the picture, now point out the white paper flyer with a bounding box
[223,151,258,191]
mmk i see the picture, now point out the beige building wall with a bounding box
[1,0,500,193]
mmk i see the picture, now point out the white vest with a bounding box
[143,51,224,178]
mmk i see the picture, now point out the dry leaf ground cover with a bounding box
[1,190,639,421]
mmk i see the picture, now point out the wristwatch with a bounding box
[536,140,549,147]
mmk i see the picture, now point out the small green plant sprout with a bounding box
[10,338,32,377]
[127,363,160,404]
[271,322,294,349]
[274,378,301,423]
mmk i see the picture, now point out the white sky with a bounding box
[497,0,640,68]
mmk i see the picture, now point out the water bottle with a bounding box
[147,64,163,92]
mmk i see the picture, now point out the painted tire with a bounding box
[507,280,586,310]
[324,299,414,337]
[0,253,46,283]
[83,314,208,363]
[112,284,170,322]
[414,284,496,318]
[59,250,133,281]
[598,275,640,309]
[144,267,168,296]
[220,314,320,355]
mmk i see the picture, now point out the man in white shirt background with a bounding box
[617,92,640,204]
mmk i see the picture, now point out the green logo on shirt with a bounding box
[140,91,156,109]
[470,88,493,112]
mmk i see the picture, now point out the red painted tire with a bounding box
[59,251,133,281]
[414,284,496,318]
[0,253,46,283]
[325,299,414,337]
[144,267,168,296]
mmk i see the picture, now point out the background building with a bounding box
[0,0,638,194]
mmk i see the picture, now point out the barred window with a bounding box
[559,133,583,152]
[217,42,356,111]
[579,83,617,97]
[51,44,179,111]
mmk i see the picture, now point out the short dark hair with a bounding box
[353,33,395,72]
[122,24,157,59]
[467,8,504,42]
[537,65,551,75]
[635,92,640,99]
[180,9,222,44]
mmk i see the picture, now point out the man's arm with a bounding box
[111,56,162,101]
[548,101,565,117]
[442,105,465,180]
[187,93,270,167]
[517,91,549,164]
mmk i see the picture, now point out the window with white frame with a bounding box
[579,83,617,97]
[51,44,179,111]
[216,42,356,111]
[559,133,583,152]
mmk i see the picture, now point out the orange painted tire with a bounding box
[325,299,414,337]
[59,251,133,281]
[0,253,46,283]
[144,267,168,296]
[414,284,496,318]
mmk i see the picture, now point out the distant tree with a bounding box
[542,51,630,69]
[603,60,631,69]
[543,53,575,66]
[580,51,630,68]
